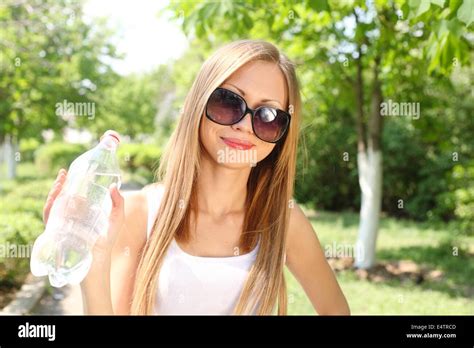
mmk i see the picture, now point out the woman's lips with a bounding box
[220,137,255,150]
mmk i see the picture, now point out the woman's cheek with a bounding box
[201,122,224,160]
[256,143,275,162]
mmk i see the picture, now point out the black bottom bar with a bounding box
[0,315,472,346]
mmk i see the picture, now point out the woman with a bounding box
[44,40,350,315]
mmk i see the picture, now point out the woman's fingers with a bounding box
[43,168,67,224]
[108,183,125,243]
[110,183,124,209]
[90,184,124,265]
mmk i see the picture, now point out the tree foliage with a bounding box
[164,0,473,226]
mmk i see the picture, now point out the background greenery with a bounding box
[0,0,472,314]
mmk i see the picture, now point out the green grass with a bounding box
[286,210,474,315]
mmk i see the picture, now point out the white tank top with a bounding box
[145,185,260,315]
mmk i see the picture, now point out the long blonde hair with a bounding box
[131,39,301,315]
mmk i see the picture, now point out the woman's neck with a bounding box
[196,152,251,220]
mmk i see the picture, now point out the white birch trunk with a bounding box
[4,135,18,179]
[354,147,382,269]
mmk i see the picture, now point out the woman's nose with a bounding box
[230,112,254,135]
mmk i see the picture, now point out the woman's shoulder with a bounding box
[117,182,164,247]
[286,202,315,256]
[142,182,165,193]
[122,182,164,207]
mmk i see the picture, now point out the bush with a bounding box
[0,179,17,196]
[4,179,53,201]
[295,115,473,228]
[0,212,43,286]
[0,178,50,287]
[117,143,161,183]
[0,179,51,221]
[16,161,43,180]
[18,138,40,162]
[0,212,43,248]
[452,163,474,234]
[0,197,44,221]
[295,108,359,211]
[35,142,87,176]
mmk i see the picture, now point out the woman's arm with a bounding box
[80,249,114,314]
[77,184,123,314]
[80,189,148,315]
[109,191,148,314]
[286,203,350,315]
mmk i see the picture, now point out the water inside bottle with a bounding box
[31,131,121,287]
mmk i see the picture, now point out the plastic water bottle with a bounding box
[30,130,122,287]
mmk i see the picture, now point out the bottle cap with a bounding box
[100,130,121,144]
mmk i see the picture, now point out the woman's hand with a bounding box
[43,168,68,224]
[43,168,125,263]
[88,182,124,272]
[43,168,124,314]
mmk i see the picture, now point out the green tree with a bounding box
[164,0,473,268]
[79,66,175,140]
[0,0,119,178]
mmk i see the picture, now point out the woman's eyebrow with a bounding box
[261,98,283,108]
[226,83,246,96]
[225,83,283,108]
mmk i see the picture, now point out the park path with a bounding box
[32,284,82,315]
[30,184,141,315]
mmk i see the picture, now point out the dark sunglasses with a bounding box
[205,87,291,143]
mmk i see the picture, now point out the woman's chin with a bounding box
[215,159,257,170]
[213,145,259,168]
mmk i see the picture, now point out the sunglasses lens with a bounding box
[206,89,245,125]
[254,107,290,142]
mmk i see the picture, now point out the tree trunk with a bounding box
[4,134,18,179]
[354,56,384,269]
[354,148,382,268]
